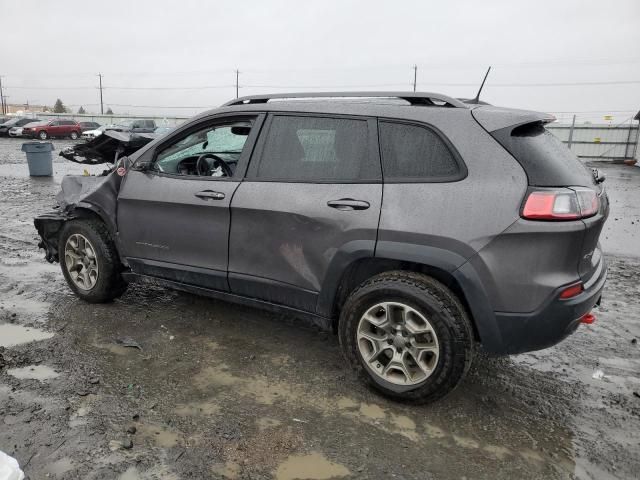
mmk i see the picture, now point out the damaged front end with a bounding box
[34,131,156,263]
[59,130,156,165]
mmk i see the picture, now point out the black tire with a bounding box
[70,131,79,140]
[38,130,48,140]
[338,271,473,404]
[58,219,127,303]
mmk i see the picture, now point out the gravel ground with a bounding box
[0,137,638,480]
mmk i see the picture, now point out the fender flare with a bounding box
[317,240,502,352]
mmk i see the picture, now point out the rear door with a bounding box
[228,113,382,312]
[117,114,263,290]
[61,120,75,135]
[48,120,61,136]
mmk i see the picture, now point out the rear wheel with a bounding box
[58,219,127,303]
[38,130,48,140]
[70,131,79,140]
[338,271,473,403]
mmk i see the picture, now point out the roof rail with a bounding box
[222,91,467,108]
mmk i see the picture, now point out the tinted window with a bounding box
[379,122,461,180]
[254,116,378,181]
[492,122,595,187]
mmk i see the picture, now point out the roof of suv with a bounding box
[209,92,554,133]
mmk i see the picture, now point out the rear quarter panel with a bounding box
[377,109,528,266]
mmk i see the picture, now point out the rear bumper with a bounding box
[489,260,607,354]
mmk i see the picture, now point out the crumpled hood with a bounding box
[59,130,157,164]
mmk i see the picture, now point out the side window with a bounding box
[153,120,253,177]
[50,121,59,126]
[379,121,463,181]
[253,115,378,182]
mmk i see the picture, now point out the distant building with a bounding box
[3,103,49,115]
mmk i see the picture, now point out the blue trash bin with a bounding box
[21,142,55,177]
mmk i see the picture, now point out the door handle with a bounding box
[195,190,225,200]
[327,199,370,211]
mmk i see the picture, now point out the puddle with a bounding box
[274,452,350,480]
[46,457,74,476]
[256,417,282,431]
[7,365,59,381]
[138,424,181,448]
[358,403,386,420]
[0,323,54,347]
[118,465,179,480]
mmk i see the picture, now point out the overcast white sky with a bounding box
[2,0,639,121]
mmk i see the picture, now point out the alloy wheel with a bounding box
[64,233,99,290]
[357,302,440,386]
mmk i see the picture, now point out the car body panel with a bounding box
[116,171,239,291]
[376,108,528,261]
[229,182,383,312]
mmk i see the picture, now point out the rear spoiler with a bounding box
[471,106,555,133]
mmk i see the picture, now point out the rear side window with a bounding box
[253,115,379,182]
[492,122,595,187]
[378,121,463,181]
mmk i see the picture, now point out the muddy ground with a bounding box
[0,137,638,480]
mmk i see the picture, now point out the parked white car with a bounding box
[82,125,115,140]
[8,127,24,137]
[8,121,44,137]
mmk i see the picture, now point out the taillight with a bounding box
[521,187,598,221]
[559,282,583,299]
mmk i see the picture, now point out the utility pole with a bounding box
[0,75,5,115]
[98,73,104,114]
[412,65,417,92]
[567,114,576,150]
[235,69,240,98]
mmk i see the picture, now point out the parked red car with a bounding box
[22,119,82,140]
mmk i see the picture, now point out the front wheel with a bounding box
[338,271,474,403]
[70,131,79,140]
[58,219,127,303]
[38,130,48,140]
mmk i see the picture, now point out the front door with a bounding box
[228,113,382,313]
[117,114,263,290]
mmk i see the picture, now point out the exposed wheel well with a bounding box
[35,208,112,263]
[331,258,479,340]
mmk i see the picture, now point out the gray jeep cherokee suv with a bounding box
[35,92,608,403]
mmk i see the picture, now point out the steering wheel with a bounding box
[195,153,233,177]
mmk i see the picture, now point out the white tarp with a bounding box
[0,451,24,480]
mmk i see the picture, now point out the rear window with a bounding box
[252,115,380,182]
[379,121,463,181]
[492,122,595,187]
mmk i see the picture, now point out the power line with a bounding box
[8,79,638,91]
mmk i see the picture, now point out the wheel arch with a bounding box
[319,244,501,349]
[34,206,118,264]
